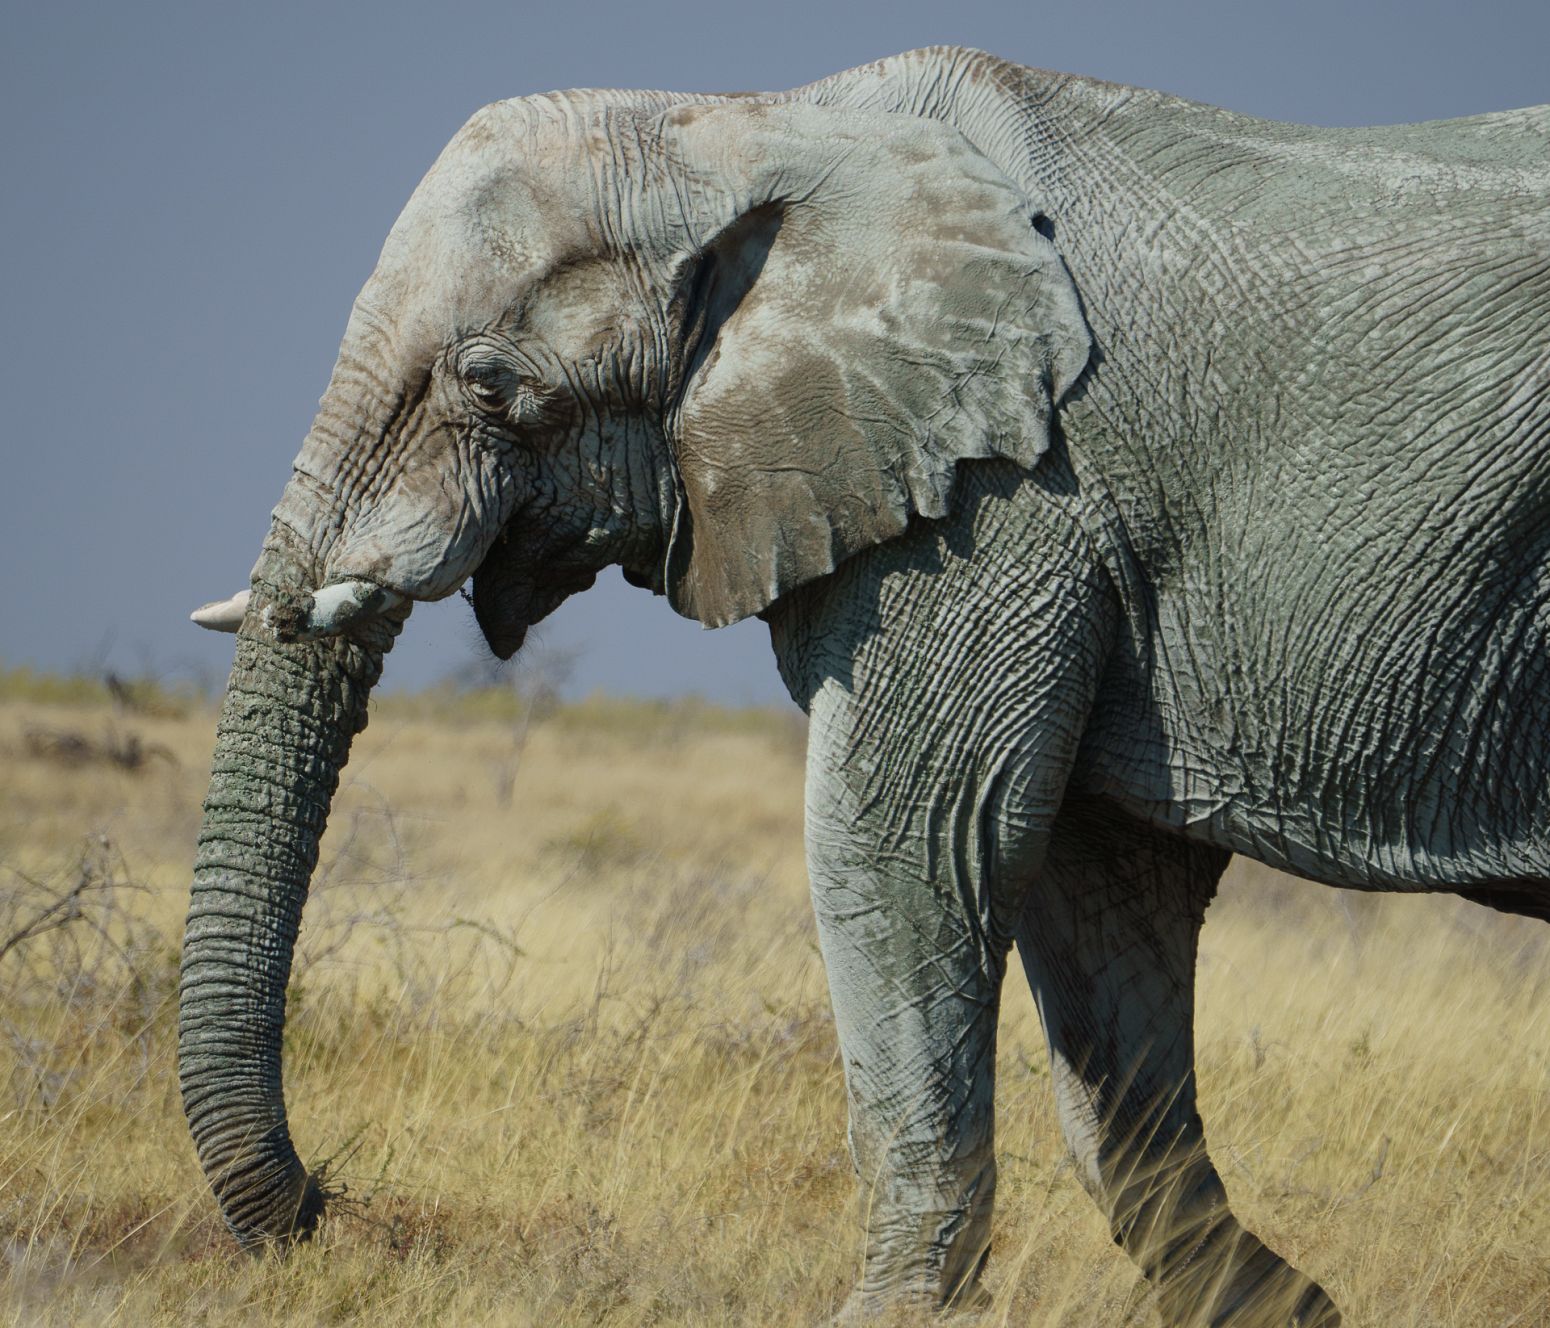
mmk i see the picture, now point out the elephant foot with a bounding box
[1152,1223,1339,1328]
[827,1269,992,1324]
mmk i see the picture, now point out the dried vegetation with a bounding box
[1,666,1548,1325]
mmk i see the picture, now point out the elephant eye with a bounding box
[460,360,508,403]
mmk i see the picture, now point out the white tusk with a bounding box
[266,579,407,641]
[190,589,251,633]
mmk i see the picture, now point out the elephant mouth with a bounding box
[469,554,597,660]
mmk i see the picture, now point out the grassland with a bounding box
[3,668,1549,1325]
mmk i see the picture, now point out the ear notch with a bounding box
[657,101,1092,628]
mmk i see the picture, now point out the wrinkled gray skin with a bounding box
[180,45,1550,1326]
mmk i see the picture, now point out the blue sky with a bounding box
[2,0,1544,704]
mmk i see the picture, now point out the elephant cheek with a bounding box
[327,456,517,603]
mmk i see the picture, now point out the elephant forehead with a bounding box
[364,109,672,362]
[363,175,594,365]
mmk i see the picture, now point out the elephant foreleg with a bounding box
[774,458,1123,1314]
[806,777,1007,1313]
[1015,798,1339,1327]
[798,586,1110,1309]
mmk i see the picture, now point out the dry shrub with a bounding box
[1,836,173,1105]
[21,725,174,773]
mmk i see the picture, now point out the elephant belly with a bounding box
[1073,564,1550,896]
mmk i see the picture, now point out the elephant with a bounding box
[180,44,1550,1326]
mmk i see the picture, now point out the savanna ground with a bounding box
[2,662,1549,1327]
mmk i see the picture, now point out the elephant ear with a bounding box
[657,101,1091,628]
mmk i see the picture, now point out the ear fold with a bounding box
[657,101,1091,628]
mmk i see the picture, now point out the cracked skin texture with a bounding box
[178,44,1546,1326]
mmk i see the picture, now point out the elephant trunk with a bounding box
[178,529,393,1247]
[178,293,513,1246]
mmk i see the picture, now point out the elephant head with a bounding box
[179,89,1090,1246]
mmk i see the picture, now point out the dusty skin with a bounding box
[3,677,1550,1325]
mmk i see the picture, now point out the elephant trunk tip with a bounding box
[282,1170,331,1249]
[223,1165,333,1255]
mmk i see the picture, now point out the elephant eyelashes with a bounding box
[459,360,512,409]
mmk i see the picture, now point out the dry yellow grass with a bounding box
[3,680,1549,1325]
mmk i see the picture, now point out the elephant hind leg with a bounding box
[1014,798,1340,1327]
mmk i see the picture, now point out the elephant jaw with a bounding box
[189,580,407,642]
